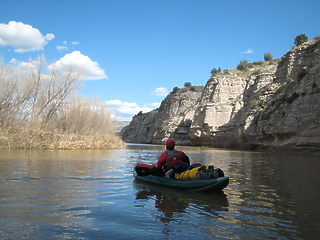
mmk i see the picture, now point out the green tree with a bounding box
[184,82,192,87]
[210,67,222,77]
[264,52,273,61]
[313,35,320,41]
[171,86,180,94]
[294,34,308,46]
[237,60,249,71]
[210,68,217,76]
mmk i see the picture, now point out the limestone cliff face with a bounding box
[120,86,204,145]
[120,40,320,151]
[189,69,282,148]
[244,40,320,150]
[120,109,157,143]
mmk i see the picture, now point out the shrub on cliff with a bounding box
[190,86,196,92]
[294,33,308,46]
[237,60,250,71]
[264,52,273,61]
[171,86,180,94]
[210,67,222,77]
[184,82,192,87]
[313,35,320,42]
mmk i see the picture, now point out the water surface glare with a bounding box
[0,145,319,239]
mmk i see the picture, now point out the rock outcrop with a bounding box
[121,86,204,145]
[121,40,320,151]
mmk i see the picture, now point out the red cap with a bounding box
[166,138,175,148]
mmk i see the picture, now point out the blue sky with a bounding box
[1,0,319,121]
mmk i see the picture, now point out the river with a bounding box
[0,144,319,239]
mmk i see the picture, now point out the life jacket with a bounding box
[163,150,183,171]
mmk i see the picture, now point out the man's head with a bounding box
[166,138,175,150]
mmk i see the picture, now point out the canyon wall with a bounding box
[121,40,320,151]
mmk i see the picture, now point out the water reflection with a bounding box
[133,180,231,238]
[130,146,320,239]
[221,150,320,240]
[133,180,229,223]
[0,149,128,239]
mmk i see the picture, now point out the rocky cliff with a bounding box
[121,86,204,145]
[121,40,320,151]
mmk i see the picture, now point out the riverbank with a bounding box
[0,128,125,149]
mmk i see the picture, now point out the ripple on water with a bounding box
[1,147,319,239]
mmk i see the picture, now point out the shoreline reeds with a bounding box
[0,58,125,149]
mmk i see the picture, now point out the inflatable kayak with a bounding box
[133,170,229,192]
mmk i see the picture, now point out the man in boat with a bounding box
[156,138,190,177]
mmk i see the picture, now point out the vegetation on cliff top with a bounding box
[0,58,125,149]
[294,33,308,46]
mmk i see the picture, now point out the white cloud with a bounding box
[240,48,254,54]
[149,102,161,108]
[9,57,41,70]
[56,46,68,51]
[45,34,55,41]
[57,41,79,51]
[9,51,107,81]
[152,87,168,96]
[0,21,55,52]
[49,51,107,80]
[106,100,156,120]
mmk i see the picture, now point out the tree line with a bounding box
[210,33,319,75]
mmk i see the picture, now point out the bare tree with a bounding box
[0,57,123,149]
